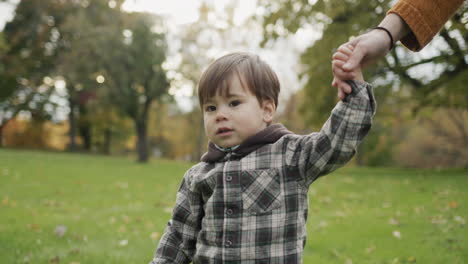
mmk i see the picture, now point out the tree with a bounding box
[96,12,169,162]
[56,0,123,151]
[259,0,467,125]
[396,108,468,168]
[0,0,76,146]
[258,0,467,166]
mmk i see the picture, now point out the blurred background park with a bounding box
[0,0,466,263]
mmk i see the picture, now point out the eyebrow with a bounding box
[225,92,245,98]
[204,92,245,105]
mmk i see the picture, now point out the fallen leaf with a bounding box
[150,232,160,240]
[118,239,128,246]
[407,256,416,263]
[389,218,400,226]
[115,181,128,189]
[437,189,450,196]
[318,220,328,228]
[342,177,355,183]
[392,230,402,239]
[448,201,458,209]
[27,223,41,232]
[49,256,60,264]
[118,225,127,233]
[122,215,130,223]
[2,196,9,205]
[23,256,30,263]
[414,206,424,214]
[454,216,465,225]
[430,215,447,225]
[54,225,67,237]
[69,262,80,264]
[145,221,154,228]
[382,202,392,208]
[68,249,80,255]
[345,258,352,264]
[335,211,347,217]
[365,245,376,254]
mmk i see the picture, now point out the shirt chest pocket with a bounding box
[240,169,282,215]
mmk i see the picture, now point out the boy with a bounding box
[150,48,375,263]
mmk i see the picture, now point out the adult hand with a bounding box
[332,44,364,100]
[332,29,392,99]
[332,13,410,99]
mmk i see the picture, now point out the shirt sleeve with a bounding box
[388,0,464,51]
[150,169,203,264]
[285,80,376,187]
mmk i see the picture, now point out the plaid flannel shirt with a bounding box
[150,81,376,264]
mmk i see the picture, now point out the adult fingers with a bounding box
[343,42,366,71]
[337,44,354,56]
[332,60,355,80]
[332,51,349,61]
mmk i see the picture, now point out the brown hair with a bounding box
[198,52,280,108]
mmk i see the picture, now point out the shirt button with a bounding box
[226,209,233,215]
[226,176,232,181]
[226,240,233,247]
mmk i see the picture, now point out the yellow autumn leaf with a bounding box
[150,232,161,240]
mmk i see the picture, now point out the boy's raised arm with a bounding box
[150,170,203,264]
[285,80,376,187]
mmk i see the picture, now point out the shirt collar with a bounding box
[201,123,292,163]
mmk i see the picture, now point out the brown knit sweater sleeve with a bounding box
[388,0,464,51]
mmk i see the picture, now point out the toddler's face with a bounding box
[202,76,275,148]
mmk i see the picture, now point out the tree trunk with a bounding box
[78,101,92,151]
[135,119,148,163]
[0,124,4,147]
[103,127,112,155]
[79,123,92,151]
[68,98,77,151]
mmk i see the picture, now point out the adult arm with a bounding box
[390,0,465,51]
[333,0,464,96]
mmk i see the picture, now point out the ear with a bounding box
[261,100,276,124]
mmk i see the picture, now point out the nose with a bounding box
[215,106,228,122]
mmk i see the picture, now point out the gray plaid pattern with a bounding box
[150,81,376,264]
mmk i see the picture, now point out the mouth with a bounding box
[216,127,234,135]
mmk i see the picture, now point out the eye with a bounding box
[205,105,216,112]
[229,100,241,107]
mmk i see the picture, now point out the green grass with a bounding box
[0,149,466,264]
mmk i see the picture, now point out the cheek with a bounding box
[203,116,212,132]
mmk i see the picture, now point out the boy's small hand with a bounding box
[331,44,364,100]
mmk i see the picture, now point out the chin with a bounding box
[217,141,240,148]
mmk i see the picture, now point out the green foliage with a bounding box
[1,0,170,160]
[0,0,77,126]
[92,12,169,162]
[259,0,467,166]
[1,149,467,263]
